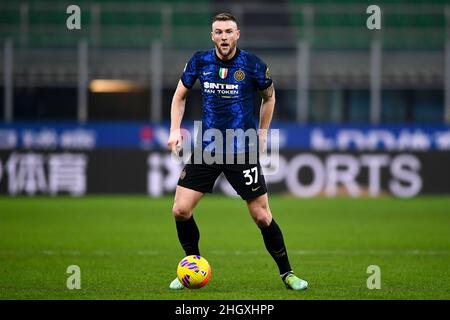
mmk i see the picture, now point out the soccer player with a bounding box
[167,13,308,291]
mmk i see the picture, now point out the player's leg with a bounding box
[170,160,222,290]
[174,160,221,256]
[172,185,204,256]
[223,161,308,290]
[169,185,204,290]
[246,194,307,290]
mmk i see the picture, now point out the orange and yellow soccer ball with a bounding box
[176,255,211,289]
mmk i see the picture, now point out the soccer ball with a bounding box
[177,255,211,289]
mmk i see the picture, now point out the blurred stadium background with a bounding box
[0,0,449,299]
[0,0,449,197]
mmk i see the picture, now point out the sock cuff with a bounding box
[259,218,279,234]
[280,271,294,281]
[175,215,195,225]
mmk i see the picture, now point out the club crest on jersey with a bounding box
[234,69,245,81]
[265,67,271,79]
[219,68,228,79]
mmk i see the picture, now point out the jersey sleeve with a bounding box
[254,58,273,90]
[180,53,199,89]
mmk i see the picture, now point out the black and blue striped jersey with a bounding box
[181,48,272,153]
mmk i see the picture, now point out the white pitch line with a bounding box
[210,249,450,256]
[1,249,450,257]
[137,250,159,256]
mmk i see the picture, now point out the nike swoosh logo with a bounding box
[203,72,211,75]
[252,186,261,192]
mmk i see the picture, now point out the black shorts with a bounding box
[177,153,267,201]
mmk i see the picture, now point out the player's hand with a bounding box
[258,129,268,154]
[167,128,182,155]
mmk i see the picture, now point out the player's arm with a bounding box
[258,83,276,153]
[167,80,190,152]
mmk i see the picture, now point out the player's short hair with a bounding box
[212,13,238,26]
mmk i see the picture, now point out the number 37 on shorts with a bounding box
[239,165,267,198]
[243,167,259,185]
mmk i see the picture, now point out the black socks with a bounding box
[260,219,292,276]
[175,216,200,256]
[175,216,292,277]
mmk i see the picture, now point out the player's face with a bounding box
[211,20,240,60]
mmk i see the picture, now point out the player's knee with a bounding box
[255,214,272,228]
[172,204,192,221]
[252,206,272,228]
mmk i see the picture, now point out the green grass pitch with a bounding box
[0,196,449,300]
